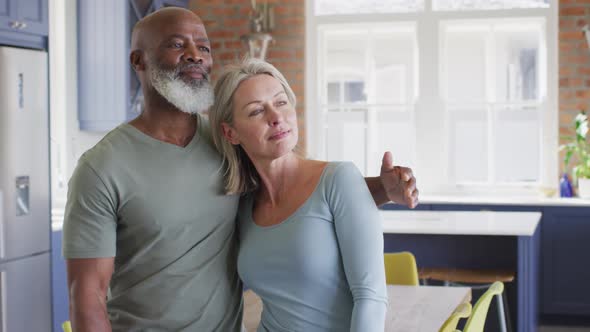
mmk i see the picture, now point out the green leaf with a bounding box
[575,112,588,140]
[565,149,574,168]
[561,111,590,177]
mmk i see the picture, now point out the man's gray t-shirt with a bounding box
[62,115,242,331]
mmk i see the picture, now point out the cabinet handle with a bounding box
[9,21,19,29]
[18,22,27,29]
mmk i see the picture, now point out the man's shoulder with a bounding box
[78,125,135,170]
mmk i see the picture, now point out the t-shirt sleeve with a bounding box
[62,160,117,259]
[328,162,388,332]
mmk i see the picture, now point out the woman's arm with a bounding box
[329,162,389,332]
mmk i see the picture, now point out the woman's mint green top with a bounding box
[237,162,388,332]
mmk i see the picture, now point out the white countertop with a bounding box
[380,210,542,236]
[419,194,590,207]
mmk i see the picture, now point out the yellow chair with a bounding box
[62,321,72,332]
[383,251,419,286]
[439,302,472,332]
[420,268,513,332]
[462,281,505,332]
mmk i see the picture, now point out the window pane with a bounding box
[434,0,549,11]
[443,26,487,102]
[325,109,367,174]
[450,108,488,183]
[367,108,416,176]
[375,66,406,104]
[494,24,541,102]
[371,28,417,104]
[327,82,340,104]
[344,82,366,103]
[316,0,424,15]
[324,30,368,104]
[323,26,417,105]
[494,107,540,182]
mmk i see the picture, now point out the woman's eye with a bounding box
[277,100,288,107]
[249,109,263,117]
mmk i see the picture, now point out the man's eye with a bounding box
[172,42,183,48]
[199,46,211,53]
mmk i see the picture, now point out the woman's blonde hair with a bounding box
[209,58,297,195]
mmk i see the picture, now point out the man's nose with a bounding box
[182,43,203,64]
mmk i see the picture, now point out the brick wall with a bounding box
[188,0,306,154]
[559,1,590,151]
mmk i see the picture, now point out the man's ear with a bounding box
[130,50,145,72]
[221,122,240,145]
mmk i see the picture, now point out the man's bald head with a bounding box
[129,7,214,115]
[131,7,204,51]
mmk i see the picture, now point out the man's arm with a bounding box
[67,257,115,332]
[366,151,419,208]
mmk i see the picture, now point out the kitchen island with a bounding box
[380,210,542,332]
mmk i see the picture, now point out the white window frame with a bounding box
[305,0,558,194]
[317,22,418,174]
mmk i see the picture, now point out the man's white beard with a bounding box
[150,64,214,114]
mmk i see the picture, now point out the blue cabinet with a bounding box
[541,207,590,316]
[77,0,188,132]
[429,203,590,317]
[430,203,541,212]
[0,0,47,49]
[381,203,431,211]
[0,0,14,29]
[16,0,48,36]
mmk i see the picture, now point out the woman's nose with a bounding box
[267,106,282,125]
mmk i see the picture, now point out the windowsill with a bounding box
[51,208,65,231]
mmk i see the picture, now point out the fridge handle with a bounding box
[0,270,6,332]
[0,191,4,259]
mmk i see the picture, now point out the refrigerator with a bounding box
[0,46,52,331]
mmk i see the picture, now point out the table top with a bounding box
[380,210,542,236]
[419,193,590,207]
[385,285,471,332]
[243,285,471,332]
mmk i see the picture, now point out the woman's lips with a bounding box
[269,130,291,141]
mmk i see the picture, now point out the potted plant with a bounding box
[560,111,590,198]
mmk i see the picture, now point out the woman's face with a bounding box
[222,74,298,162]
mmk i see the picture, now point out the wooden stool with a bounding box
[419,268,514,332]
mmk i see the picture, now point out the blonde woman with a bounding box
[209,58,388,332]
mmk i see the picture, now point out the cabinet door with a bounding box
[77,0,130,131]
[0,0,17,32]
[16,0,48,36]
[542,207,590,315]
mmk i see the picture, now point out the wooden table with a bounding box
[243,285,471,332]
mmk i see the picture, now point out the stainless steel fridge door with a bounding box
[0,46,50,261]
[0,253,52,332]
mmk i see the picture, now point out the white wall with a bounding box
[49,0,108,212]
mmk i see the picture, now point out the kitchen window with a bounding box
[305,0,557,193]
